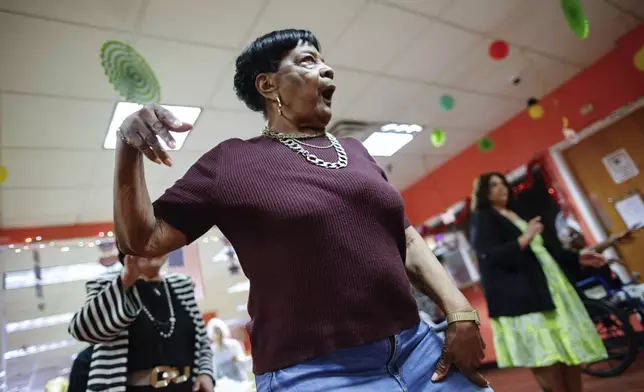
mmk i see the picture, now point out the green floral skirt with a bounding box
[491,220,607,368]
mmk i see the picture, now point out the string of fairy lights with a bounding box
[1,231,116,254]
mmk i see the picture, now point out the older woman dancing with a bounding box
[113,29,491,392]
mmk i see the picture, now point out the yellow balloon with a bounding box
[528,104,544,120]
[0,165,7,184]
[634,46,644,71]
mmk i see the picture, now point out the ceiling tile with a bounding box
[2,189,86,220]
[343,77,424,122]
[210,62,251,111]
[404,86,523,131]
[183,109,266,150]
[373,154,433,190]
[377,0,452,17]
[0,149,97,188]
[1,94,113,149]
[327,2,430,72]
[611,0,644,18]
[135,38,235,107]
[0,13,125,99]
[141,0,267,48]
[524,0,639,65]
[439,0,527,33]
[328,68,375,118]
[245,0,367,49]
[384,22,480,83]
[0,0,143,30]
[90,150,172,187]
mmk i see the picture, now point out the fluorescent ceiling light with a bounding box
[362,123,423,157]
[6,312,75,333]
[363,132,414,157]
[103,102,201,150]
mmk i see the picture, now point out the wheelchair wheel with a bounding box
[581,298,638,377]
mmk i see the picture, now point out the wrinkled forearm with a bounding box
[113,139,157,255]
[404,227,473,314]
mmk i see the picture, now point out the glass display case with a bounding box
[427,231,480,289]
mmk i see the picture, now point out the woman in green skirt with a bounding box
[470,172,607,392]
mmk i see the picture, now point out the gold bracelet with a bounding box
[446,310,481,326]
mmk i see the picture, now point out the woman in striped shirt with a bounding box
[68,250,214,392]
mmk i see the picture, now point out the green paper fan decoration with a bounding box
[478,137,494,152]
[430,128,446,147]
[561,0,589,40]
[100,40,161,104]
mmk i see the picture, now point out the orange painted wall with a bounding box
[402,23,644,225]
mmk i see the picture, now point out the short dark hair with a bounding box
[472,172,514,211]
[233,29,321,113]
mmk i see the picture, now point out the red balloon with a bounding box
[489,40,509,60]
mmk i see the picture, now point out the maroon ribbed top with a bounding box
[153,135,420,374]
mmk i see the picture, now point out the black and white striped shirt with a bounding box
[68,273,214,392]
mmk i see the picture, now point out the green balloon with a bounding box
[561,0,589,39]
[478,137,494,152]
[431,128,446,147]
[439,94,454,111]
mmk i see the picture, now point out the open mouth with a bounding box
[320,85,336,102]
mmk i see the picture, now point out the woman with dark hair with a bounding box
[112,29,491,391]
[68,250,214,392]
[470,172,607,392]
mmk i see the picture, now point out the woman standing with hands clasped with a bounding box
[68,250,214,392]
[470,172,607,392]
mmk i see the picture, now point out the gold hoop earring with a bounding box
[276,96,283,116]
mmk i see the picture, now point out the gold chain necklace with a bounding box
[262,126,321,140]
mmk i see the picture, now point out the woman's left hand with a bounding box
[579,249,607,268]
[193,375,214,392]
[432,321,488,387]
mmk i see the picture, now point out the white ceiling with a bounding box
[0,0,642,229]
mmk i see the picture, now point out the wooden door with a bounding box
[563,107,644,277]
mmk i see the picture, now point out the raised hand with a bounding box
[525,216,544,238]
[117,104,193,166]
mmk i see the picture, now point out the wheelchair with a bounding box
[576,272,644,377]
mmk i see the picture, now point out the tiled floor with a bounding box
[483,355,644,392]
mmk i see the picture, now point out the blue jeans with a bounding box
[255,322,494,391]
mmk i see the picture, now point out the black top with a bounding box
[127,279,195,371]
[68,346,93,392]
[470,208,580,318]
